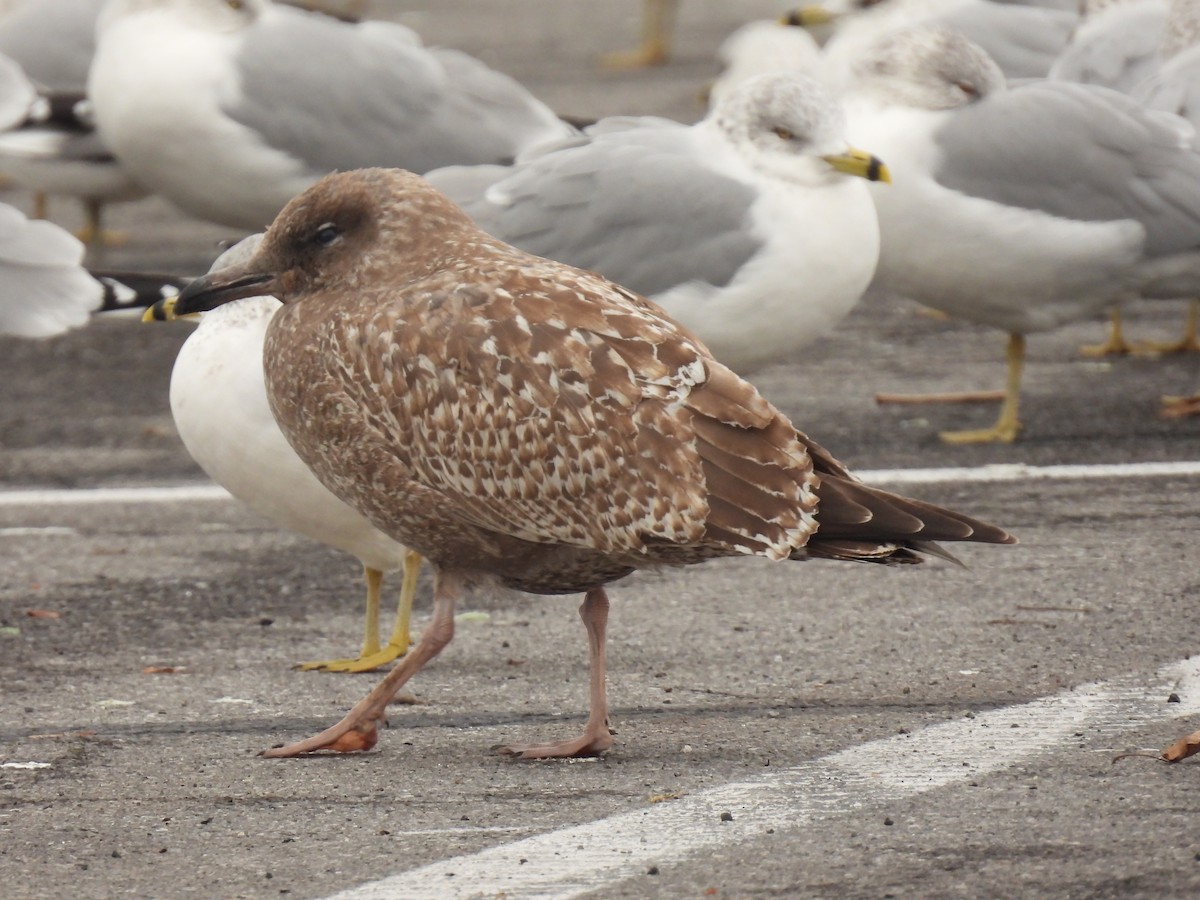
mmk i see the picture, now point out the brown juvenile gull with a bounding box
[171,167,1016,760]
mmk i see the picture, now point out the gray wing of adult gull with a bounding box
[929,3,1076,78]
[1136,45,1200,127]
[0,0,106,92]
[427,121,762,298]
[933,80,1200,257]
[225,8,572,175]
[1048,0,1168,92]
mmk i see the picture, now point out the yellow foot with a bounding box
[297,640,409,674]
[1081,309,1132,357]
[1080,334,1134,357]
[1133,335,1200,356]
[600,40,669,69]
[939,420,1021,445]
[75,225,130,248]
[1160,394,1200,419]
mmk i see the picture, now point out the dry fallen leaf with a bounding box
[1161,730,1200,763]
[25,609,62,619]
[142,665,186,675]
[648,791,687,804]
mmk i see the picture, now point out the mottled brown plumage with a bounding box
[173,167,1015,759]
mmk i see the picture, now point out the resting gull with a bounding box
[0,201,181,338]
[791,0,1078,85]
[88,0,574,230]
[428,72,889,375]
[146,237,419,673]
[170,167,1015,760]
[842,29,1200,443]
[1048,0,1169,94]
[707,17,825,108]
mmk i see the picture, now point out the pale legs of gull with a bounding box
[603,0,680,68]
[263,568,462,757]
[297,549,421,673]
[1083,302,1200,357]
[877,333,1027,444]
[1081,308,1134,357]
[262,578,615,760]
[31,193,126,250]
[1141,300,1200,354]
[503,587,614,759]
[940,333,1027,445]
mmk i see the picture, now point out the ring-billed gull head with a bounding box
[714,73,886,185]
[851,27,1005,109]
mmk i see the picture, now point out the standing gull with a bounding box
[147,238,419,673]
[842,29,1200,443]
[88,0,574,230]
[171,167,1015,760]
[1131,0,1200,357]
[0,0,145,246]
[428,72,889,375]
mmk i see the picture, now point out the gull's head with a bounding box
[171,168,478,315]
[850,28,1004,110]
[98,0,264,34]
[712,72,890,186]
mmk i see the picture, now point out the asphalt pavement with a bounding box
[3,2,1200,899]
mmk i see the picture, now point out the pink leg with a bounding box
[261,570,460,758]
[504,587,614,759]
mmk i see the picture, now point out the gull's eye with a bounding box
[956,81,980,98]
[313,223,342,247]
[772,126,795,141]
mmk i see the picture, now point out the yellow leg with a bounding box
[1080,307,1133,357]
[1135,300,1200,355]
[74,199,129,249]
[940,333,1025,445]
[299,554,422,673]
[1160,393,1200,419]
[601,0,679,69]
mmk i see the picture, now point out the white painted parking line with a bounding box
[857,460,1200,486]
[324,658,1200,900]
[1,460,1198,509]
[0,484,231,506]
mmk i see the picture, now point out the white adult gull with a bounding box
[427,72,889,376]
[788,0,1078,86]
[0,1,145,246]
[88,0,575,230]
[146,237,420,673]
[0,201,182,338]
[1048,0,1169,95]
[1131,0,1200,358]
[707,16,825,108]
[1047,0,1172,356]
[842,28,1200,443]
